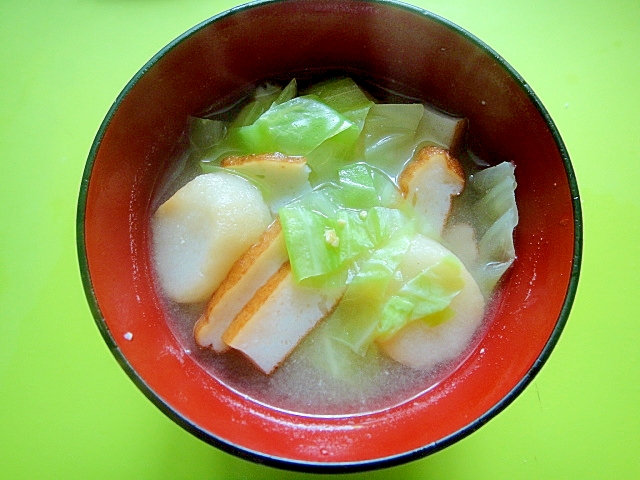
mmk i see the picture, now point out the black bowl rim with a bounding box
[76,0,583,473]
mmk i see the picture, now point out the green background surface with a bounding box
[1,0,638,478]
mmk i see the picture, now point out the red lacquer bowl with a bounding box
[77,0,582,472]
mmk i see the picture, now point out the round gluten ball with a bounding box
[151,171,272,303]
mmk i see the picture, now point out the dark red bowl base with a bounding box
[80,0,579,470]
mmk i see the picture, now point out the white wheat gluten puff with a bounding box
[151,171,272,303]
[378,235,485,370]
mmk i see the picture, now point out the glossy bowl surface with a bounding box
[78,0,581,472]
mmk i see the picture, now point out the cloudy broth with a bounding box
[150,76,510,415]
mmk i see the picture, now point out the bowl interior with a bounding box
[79,0,580,471]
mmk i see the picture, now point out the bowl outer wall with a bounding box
[78,0,581,470]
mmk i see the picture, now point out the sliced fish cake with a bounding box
[223,263,344,374]
[194,220,288,352]
[398,146,465,236]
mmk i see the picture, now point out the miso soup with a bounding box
[150,76,518,415]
